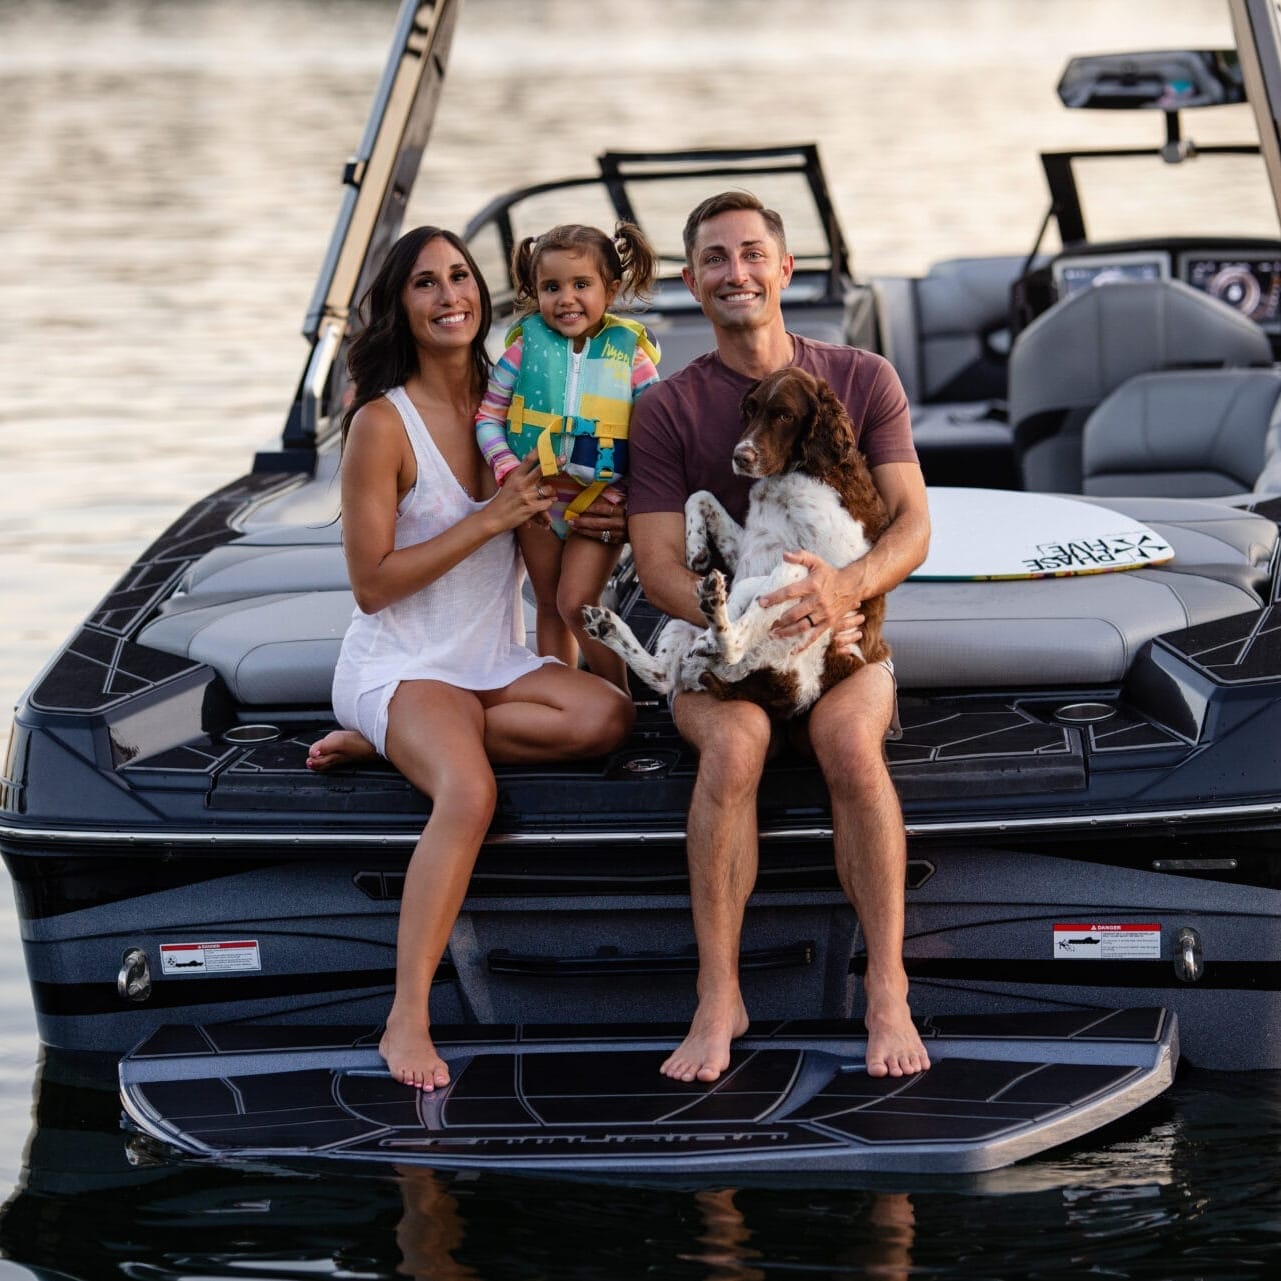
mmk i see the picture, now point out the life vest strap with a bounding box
[564,480,609,524]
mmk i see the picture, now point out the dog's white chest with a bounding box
[738,473,870,577]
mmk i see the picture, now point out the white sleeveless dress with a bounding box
[331,386,556,755]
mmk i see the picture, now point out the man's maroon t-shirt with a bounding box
[629,335,917,524]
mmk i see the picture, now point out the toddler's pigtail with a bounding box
[613,221,659,305]
[510,236,540,313]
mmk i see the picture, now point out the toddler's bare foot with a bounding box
[380,1014,451,1092]
[660,992,749,1083]
[306,729,378,771]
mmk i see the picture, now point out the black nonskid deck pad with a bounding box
[119,1009,1177,1175]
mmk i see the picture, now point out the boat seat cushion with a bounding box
[886,567,1259,688]
[873,256,1032,404]
[1008,280,1273,492]
[1082,369,1281,499]
[140,554,1268,707]
[146,497,1276,702]
[176,494,1276,603]
[909,403,1016,488]
[1080,495,1278,588]
[141,591,354,705]
[139,566,1260,703]
[180,542,350,596]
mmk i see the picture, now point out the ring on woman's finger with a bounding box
[805,613,816,628]
[602,530,613,544]
[536,485,547,499]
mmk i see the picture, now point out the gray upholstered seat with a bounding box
[874,257,1029,488]
[177,522,345,596]
[180,542,350,596]
[1081,369,1281,499]
[141,495,1274,703]
[1008,280,1272,492]
[140,563,1262,703]
[885,567,1260,689]
[908,403,1016,488]
[141,591,354,705]
[1257,406,1281,496]
[1078,494,1278,599]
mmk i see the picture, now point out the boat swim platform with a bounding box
[119,1008,1177,1177]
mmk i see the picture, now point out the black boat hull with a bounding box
[6,830,1279,1070]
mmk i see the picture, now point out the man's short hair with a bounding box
[682,191,788,264]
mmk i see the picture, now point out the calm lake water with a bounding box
[2,0,1281,1276]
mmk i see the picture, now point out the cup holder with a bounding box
[222,724,282,745]
[1052,702,1116,725]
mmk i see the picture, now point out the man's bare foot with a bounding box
[660,993,750,1083]
[864,986,930,1078]
[306,729,378,772]
[380,1014,451,1092]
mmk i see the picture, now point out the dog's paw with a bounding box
[580,605,616,642]
[687,539,712,574]
[697,570,727,619]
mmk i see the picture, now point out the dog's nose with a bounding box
[732,442,759,475]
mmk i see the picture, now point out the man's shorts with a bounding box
[669,657,902,739]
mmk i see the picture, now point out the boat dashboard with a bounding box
[1010,237,1281,346]
[1050,238,1281,332]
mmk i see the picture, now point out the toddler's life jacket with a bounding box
[505,313,659,503]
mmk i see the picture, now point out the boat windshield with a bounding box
[1067,149,1279,242]
[457,146,845,310]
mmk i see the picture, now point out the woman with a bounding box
[307,226,634,1090]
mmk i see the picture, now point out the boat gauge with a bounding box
[1180,251,1281,331]
[1204,263,1263,315]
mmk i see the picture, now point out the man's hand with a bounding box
[832,608,866,656]
[568,491,628,547]
[758,549,866,651]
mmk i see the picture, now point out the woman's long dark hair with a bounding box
[341,226,493,446]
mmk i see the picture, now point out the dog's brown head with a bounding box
[734,367,856,480]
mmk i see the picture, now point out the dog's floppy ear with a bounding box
[797,378,855,475]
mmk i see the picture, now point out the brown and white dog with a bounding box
[582,366,890,718]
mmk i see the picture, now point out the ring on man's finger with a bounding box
[536,485,547,499]
[805,613,816,628]
[602,530,613,544]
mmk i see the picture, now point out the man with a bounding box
[627,191,931,1082]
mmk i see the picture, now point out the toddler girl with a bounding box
[476,222,660,689]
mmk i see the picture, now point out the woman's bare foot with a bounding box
[660,992,750,1083]
[306,729,378,771]
[864,981,930,1078]
[380,1012,451,1092]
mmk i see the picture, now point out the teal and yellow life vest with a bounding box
[505,313,659,520]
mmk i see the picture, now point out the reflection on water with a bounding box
[3,0,1281,1275]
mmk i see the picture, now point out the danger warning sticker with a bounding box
[159,940,261,976]
[1053,923,1160,960]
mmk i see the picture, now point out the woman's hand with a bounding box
[489,453,555,531]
